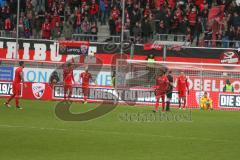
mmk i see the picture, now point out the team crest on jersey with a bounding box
[32,83,46,99]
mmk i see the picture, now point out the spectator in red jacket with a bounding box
[42,19,51,39]
[111,6,119,21]
[144,4,151,17]
[175,7,183,22]
[51,11,60,28]
[115,17,122,35]
[168,0,176,9]
[188,6,198,36]
[155,0,165,8]
[90,0,99,22]
[4,18,11,30]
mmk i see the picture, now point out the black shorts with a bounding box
[166,92,172,99]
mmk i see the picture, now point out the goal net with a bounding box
[116,59,240,110]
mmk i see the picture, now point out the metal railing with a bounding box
[72,34,121,43]
[0,30,16,38]
[154,34,187,42]
[0,29,239,50]
[202,40,240,48]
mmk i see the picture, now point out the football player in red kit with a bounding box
[80,67,92,104]
[154,70,169,112]
[63,63,75,100]
[177,72,189,109]
[4,61,25,109]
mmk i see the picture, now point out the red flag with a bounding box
[208,5,225,23]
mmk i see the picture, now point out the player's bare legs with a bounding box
[161,95,165,112]
[68,90,72,100]
[15,95,20,108]
[82,87,88,104]
[155,95,165,112]
[155,96,160,112]
[4,94,16,107]
[178,98,182,109]
[64,85,72,101]
[64,89,68,100]
[182,97,186,109]
[5,94,22,109]
[166,98,170,111]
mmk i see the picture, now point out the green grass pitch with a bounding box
[0,98,240,160]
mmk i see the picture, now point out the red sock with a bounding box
[183,99,186,108]
[7,94,16,104]
[83,88,88,101]
[178,100,181,108]
[68,91,72,99]
[162,96,165,111]
[155,97,159,111]
[15,96,19,107]
[64,89,68,100]
[84,95,87,101]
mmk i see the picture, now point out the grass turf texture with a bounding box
[0,99,240,160]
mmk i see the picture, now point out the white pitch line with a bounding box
[0,124,67,132]
[0,124,233,143]
[68,128,233,143]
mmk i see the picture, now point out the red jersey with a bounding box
[80,72,92,87]
[42,22,51,39]
[188,11,197,26]
[13,67,23,84]
[90,3,99,15]
[111,9,119,20]
[177,75,189,91]
[155,75,169,95]
[63,68,74,85]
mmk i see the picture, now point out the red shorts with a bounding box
[178,90,186,97]
[82,86,89,95]
[155,89,166,96]
[13,83,21,95]
[64,84,72,92]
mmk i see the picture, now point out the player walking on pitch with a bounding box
[154,70,169,112]
[80,67,93,104]
[63,63,75,100]
[177,72,189,110]
[166,70,174,111]
[4,61,25,109]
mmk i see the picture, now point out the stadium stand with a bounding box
[0,0,239,47]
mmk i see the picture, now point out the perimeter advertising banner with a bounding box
[59,41,90,55]
[0,82,22,96]
[0,38,96,63]
[0,66,14,81]
[0,38,239,64]
[0,81,240,110]
[5,67,240,92]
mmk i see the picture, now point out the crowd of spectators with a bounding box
[0,0,239,46]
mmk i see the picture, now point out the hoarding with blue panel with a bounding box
[0,66,14,81]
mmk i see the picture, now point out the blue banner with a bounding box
[0,66,14,81]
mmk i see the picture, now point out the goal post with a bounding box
[116,59,240,110]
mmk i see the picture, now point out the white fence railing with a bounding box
[203,40,240,48]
